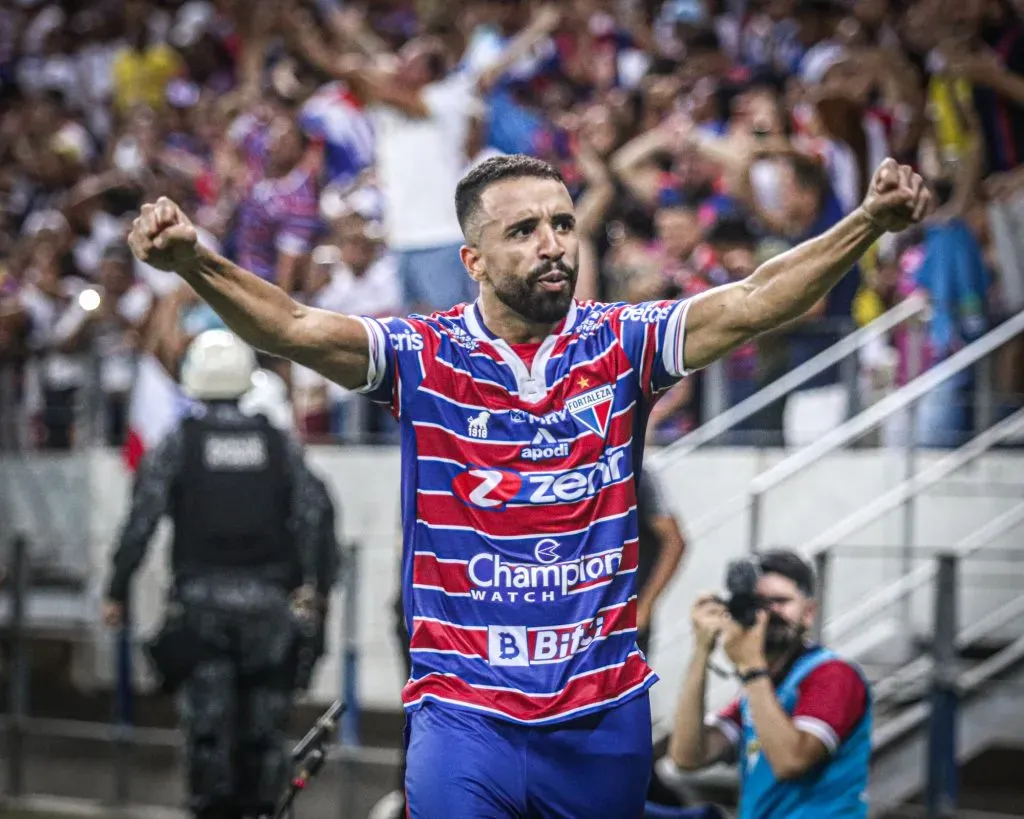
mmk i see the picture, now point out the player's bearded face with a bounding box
[490,258,579,324]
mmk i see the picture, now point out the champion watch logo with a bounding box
[565,378,614,437]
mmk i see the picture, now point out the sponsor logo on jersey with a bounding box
[450,449,626,510]
[467,410,491,439]
[520,428,571,461]
[509,408,568,426]
[389,331,423,351]
[444,325,479,350]
[574,310,605,338]
[468,548,622,603]
[488,616,607,666]
[619,303,672,323]
[565,378,614,437]
[534,538,560,564]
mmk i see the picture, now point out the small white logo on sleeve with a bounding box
[488,626,528,666]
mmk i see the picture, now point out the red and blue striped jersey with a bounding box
[358,298,693,724]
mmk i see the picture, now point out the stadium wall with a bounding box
[8,446,1024,728]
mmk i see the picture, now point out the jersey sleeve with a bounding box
[792,660,869,754]
[606,299,696,397]
[354,316,439,416]
[705,697,743,752]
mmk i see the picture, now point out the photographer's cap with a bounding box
[757,550,815,598]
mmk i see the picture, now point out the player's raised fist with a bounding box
[860,158,933,234]
[127,196,199,272]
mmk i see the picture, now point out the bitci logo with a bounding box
[488,626,528,667]
[487,620,607,666]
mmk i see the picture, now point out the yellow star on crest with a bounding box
[576,375,591,390]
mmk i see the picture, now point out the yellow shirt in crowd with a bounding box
[111,43,185,113]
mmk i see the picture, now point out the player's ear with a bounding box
[461,244,486,283]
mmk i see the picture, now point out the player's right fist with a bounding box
[691,592,728,653]
[128,196,199,272]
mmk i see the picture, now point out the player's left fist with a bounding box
[861,158,933,234]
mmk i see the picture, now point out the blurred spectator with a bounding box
[91,243,154,445]
[1,0,1022,453]
[232,113,321,293]
[288,2,564,314]
[112,2,185,114]
[292,189,402,441]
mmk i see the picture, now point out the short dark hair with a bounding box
[455,154,565,243]
[758,549,815,598]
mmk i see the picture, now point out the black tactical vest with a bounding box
[171,413,294,583]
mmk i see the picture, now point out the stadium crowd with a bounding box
[1,0,1022,451]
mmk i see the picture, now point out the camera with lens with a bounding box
[721,557,766,628]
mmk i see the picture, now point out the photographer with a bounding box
[668,550,871,818]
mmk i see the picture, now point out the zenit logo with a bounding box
[451,450,627,510]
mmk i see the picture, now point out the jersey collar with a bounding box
[463,299,578,343]
[462,300,578,405]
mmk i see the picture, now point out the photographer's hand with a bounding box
[668,594,736,771]
[723,610,769,675]
[691,593,728,653]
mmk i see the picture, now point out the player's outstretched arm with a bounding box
[681,159,932,372]
[128,198,372,390]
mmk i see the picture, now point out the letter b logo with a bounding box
[499,633,520,660]
[488,625,528,667]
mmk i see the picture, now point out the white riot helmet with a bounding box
[180,330,257,400]
[239,368,294,432]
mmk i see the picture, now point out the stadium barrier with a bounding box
[0,531,369,813]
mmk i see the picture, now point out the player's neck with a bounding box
[477,295,564,345]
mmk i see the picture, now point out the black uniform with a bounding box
[106,402,325,819]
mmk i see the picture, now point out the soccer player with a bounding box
[127,154,930,818]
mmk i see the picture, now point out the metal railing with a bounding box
[649,294,928,467]
[653,409,1024,663]
[660,308,1024,545]
[821,494,1024,645]
[867,552,1024,818]
[747,310,1024,551]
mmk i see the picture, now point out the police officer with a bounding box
[239,367,343,692]
[102,330,323,819]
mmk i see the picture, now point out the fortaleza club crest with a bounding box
[565,377,614,437]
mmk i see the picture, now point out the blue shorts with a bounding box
[405,693,653,819]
